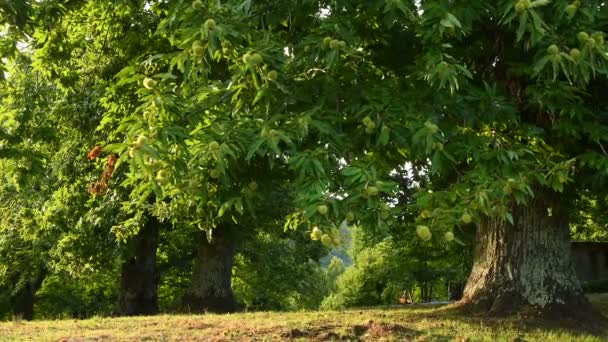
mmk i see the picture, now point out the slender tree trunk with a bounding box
[448,282,464,301]
[118,216,160,316]
[12,272,46,321]
[458,189,598,322]
[181,229,239,313]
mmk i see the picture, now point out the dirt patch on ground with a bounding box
[280,325,342,340]
[354,320,419,340]
[280,328,310,338]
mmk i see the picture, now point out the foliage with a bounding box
[324,255,346,293]
[0,0,30,29]
[572,194,608,241]
[582,280,608,294]
[321,225,473,309]
[34,271,120,319]
[0,0,165,318]
[322,239,398,309]
[233,230,328,311]
[84,0,608,256]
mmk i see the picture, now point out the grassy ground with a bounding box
[1,295,607,341]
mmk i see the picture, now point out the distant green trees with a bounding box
[321,221,474,309]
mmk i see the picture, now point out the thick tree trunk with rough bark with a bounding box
[181,230,239,313]
[458,189,597,322]
[118,216,160,316]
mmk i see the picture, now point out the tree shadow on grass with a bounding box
[412,303,608,338]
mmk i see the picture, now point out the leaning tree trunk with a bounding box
[458,188,597,322]
[118,216,160,316]
[181,229,239,313]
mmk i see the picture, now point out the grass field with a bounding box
[1,295,607,341]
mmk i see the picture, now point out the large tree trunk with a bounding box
[12,272,46,321]
[458,189,598,323]
[181,229,239,313]
[118,216,160,316]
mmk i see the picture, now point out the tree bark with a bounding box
[448,282,464,301]
[118,216,160,316]
[458,188,599,323]
[12,272,45,321]
[181,229,239,313]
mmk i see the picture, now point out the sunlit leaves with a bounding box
[11,0,608,252]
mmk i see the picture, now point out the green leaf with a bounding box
[505,212,514,225]
[516,11,529,42]
[377,126,390,146]
[103,143,129,153]
[440,13,462,29]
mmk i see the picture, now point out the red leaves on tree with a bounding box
[88,154,118,195]
[87,145,103,160]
